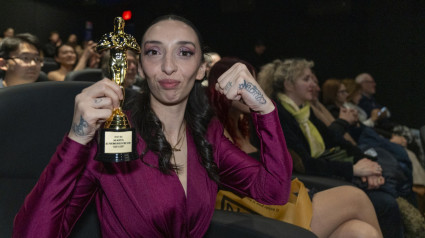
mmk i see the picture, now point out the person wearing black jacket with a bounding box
[257,58,403,238]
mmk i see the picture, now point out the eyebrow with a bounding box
[144,40,196,48]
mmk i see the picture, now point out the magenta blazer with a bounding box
[13,109,292,238]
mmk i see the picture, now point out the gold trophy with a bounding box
[96,16,141,162]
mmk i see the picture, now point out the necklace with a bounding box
[171,130,186,152]
[166,122,186,152]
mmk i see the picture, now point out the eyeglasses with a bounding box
[7,55,43,64]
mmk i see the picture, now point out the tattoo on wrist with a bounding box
[72,115,89,136]
[238,80,266,104]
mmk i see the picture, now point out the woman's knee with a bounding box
[324,185,372,209]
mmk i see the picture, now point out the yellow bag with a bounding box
[215,178,313,230]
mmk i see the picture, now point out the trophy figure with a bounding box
[96,16,141,162]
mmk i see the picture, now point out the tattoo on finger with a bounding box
[94,98,103,104]
[224,82,232,92]
[238,80,266,104]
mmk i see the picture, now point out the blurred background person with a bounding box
[322,78,413,200]
[201,52,221,87]
[0,33,44,87]
[0,27,15,42]
[66,33,83,57]
[310,74,358,145]
[47,41,96,81]
[101,49,141,91]
[243,39,268,73]
[43,31,61,58]
[205,52,221,75]
[343,79,382,128]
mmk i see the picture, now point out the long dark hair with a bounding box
[128,15,219,183]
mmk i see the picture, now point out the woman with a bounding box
[257,59,403,238]
[47,42,96,81]
[66,33,83,57]
[341,79,381,128]
[13,15,292,237]
[322,79,412,193]
[207,57,382,238]
[310,74,358,145]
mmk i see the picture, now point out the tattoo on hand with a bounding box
[224,82,232,92]
[72,115,89,136]
[94,98,103,104]
[238,80,266,104]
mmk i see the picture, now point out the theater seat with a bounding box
[64,68,103,82]
[0,81,316,238]
[0,81,99,238]
[205,210,316,238]
[41,58,59,74]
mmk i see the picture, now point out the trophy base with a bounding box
[96,128,138,163]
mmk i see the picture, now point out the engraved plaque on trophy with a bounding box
[95,16,141,162]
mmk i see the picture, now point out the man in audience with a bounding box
[43,31,61,58]
[0,33,43,88]
[123,50,142,91]
[355,73,388,117]
[356,72,402,134]
[100,49,142,91]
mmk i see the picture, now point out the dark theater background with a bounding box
[1,0,424,128]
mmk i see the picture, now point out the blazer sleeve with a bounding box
[13,136,100,238]
[210,107,293,205]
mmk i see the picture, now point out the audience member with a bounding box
[355,73,401,134]
[204,52,221,75]
[343,79,425,204]
[207,57,382,238]
[243,39,268,73]
[13,15,292,237]
[66,33,83,57]
[310,74,358,145]
[0,33,44,87]
[257,58,403,238]
[101,49,141,91]
[43,31,62,58]
[122,50,140,90]
[322,79,413,198]
[355,73,385,117]
[201,52,221,87]
[343,79,382,128]
[356,74,425,173]
[47,41,96,81]
[0,27,15,42]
